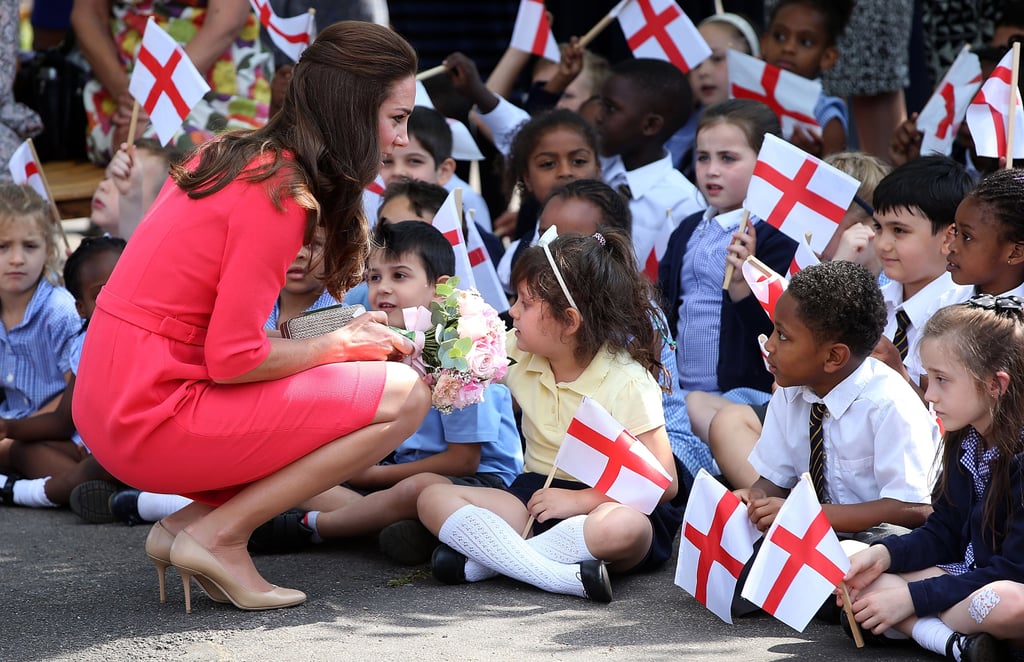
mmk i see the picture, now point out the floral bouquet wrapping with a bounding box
[394,281,512,414]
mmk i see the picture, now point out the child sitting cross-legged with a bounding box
[732,260,940,619]
[249,221,523,564]
[736,261,940,541]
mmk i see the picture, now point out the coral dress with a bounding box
[72,162,385,505]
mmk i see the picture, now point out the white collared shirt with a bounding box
[881,272,971,383]
[602,152,706,267]
[749,358,939,515]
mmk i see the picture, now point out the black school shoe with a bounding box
[578,560,613,603]
[378,520,438,566]
[946,632,1008,662]
[430,544,468,584]
[69,480,120,523]
[248,510,314,553]
[109,488,144,526]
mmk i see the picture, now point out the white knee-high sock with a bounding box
[136,492,191,522]
[463,515,596,581]
[0,476,58,508]
[912,617,956,658]
[527,516,596,563]
[438,505,588,598]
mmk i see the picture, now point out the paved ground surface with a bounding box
[0,506,940,662]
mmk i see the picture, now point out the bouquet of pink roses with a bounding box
[395,281,512,414]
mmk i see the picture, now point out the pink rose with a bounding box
[465,343,495,379]
[457,312,491,341]
[453,380,486,410]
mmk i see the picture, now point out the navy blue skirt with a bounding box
[506,455,689,573]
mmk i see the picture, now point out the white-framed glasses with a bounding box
[537,225,579,311]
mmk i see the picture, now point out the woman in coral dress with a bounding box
[73,22,431,612]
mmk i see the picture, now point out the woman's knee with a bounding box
[377,363,431,423]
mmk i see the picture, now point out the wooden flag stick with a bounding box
[454,187,464,230]
[839,582,866,648]
[521,464,559,538]
[744,255,775,278]
[25,138,69,253]
[1007,41,1021,169]
[126,100,141,148]
[714,0,724,14]
[579,0,633,48]
[804,231,813,245]
[721,209,750,289]
[416,64,448,81]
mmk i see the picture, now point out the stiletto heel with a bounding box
[169,531,306,611]
[179,569,195,614]
[145,522,174,604]
[145,522,230,605]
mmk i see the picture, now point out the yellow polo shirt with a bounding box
[505,331,665,479]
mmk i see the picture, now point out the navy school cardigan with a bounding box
[657,211,797,394]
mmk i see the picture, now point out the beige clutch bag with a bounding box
[279,304,366,339]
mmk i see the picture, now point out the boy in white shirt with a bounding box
[737,261,939,540]
[871,156,974,390]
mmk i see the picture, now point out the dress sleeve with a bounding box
[204,178,306,381]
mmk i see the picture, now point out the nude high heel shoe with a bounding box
[145,522,229,605]
[169,531,306,613]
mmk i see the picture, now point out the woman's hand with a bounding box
[326,311,415,363]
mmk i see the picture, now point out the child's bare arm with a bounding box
[819,117,847,156]
[542,38,584,96]
[485,47,532,100]
[889,113,921,166]
[345,442,482,489]
[3,376,77,441]
[445,52,499,113]
[823,497,932,534]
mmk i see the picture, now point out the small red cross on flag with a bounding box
[787,233,820,278]
[675,469,760,623]
[432,188,478,291]
[553,396,673,515]
[742,256,788,322]
[728,49,821,140]
[510,0,560,62]
[250,0,316,64]
[966,48,1024,160]
[740,475,850,632]
[7,140,48,201]
[744,134,860,254]
[917,45,982,157]
[617,0,710,73]
[128,17,211,147]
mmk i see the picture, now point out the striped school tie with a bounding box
[808,402,829,503]
[893,309,911,361]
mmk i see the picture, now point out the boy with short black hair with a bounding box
[737,261,939,539]
[595,58,705,270]
[871,156,974,388]
[378,178,450,225]
[761,0,854,156]
[251,221,523,563]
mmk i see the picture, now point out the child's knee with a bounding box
[971,582,1024,626]
[584,504,652,553]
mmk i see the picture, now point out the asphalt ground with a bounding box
[0,505,945,662]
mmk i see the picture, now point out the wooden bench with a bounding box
[43,160,105,220]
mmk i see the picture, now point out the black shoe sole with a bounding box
[69,480,120,524]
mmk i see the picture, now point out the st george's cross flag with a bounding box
[362,173,386,226]
[728,49,821,140]
[464,209,509,313]
[510,0,560,62]
[432,189,478,290]
[916,45,983,157]
[743,256,788,322]
[250,0,316,64]
[128,18,211,146]
[740,475,850,632]
[675,469,760,623]
[642,210,674,282]
[787,233,820,278]
[7,140,47,201]
[554,397,673,515]
[618,0,711,73]
[744,134,860,254]
[966,48,1024,159]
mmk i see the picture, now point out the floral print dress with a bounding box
[83,0,272,165]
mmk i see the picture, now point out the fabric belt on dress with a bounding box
[96,289,208,346]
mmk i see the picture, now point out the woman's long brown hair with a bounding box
[172,21,417,296]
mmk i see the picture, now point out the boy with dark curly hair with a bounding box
[735,261,939,540]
